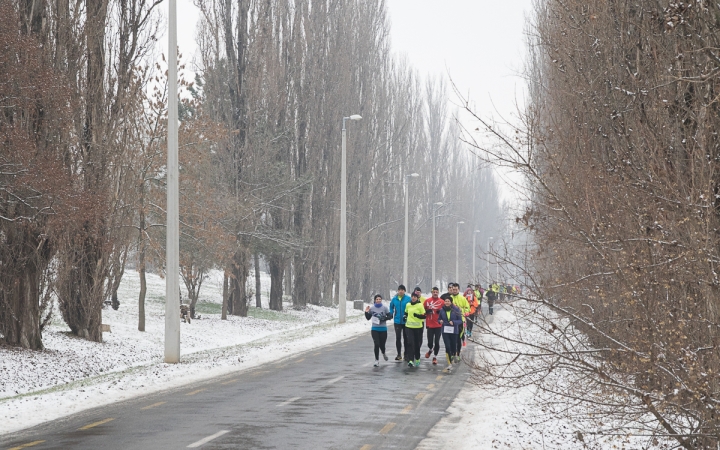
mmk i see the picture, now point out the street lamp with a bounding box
[486,237,493,285]
[403,173,420,287]
[339,114,362,324]
[165,0,180,363]
[456,221,465,282]
[473,230,481,283]
[432,202,443,287]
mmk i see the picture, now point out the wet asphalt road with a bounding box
[1,326,478,450]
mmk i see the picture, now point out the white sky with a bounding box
[168,0,533,203]
[171,0,532,119]
[386,0,532,123]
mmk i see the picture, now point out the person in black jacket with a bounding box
[437,294,463,371]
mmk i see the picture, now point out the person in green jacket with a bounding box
[450,282,470,353]
[404,292,427,367]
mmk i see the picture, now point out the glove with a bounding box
[402,314,408,322]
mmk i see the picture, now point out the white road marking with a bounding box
[187,430,230,448]
[276,396,301,407]
[326,376,345,385]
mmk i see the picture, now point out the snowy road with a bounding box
[0,333,473,450]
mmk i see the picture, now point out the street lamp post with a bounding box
[432,202,443,287]
[165,0,180,363]
[473,230,480,283]
[403,173,420,287]
[455,221,465,282]
[486,237,493,285]
[339,114,362,324]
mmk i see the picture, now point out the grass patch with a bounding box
[193,303,300,321]
[247,307,300,322]
[195,301,222,315]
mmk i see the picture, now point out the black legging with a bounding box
[394,323,409,358]
[456,323,464,356]
[466,314,476,333]
[405,327,424,361]
[426,327,441,356]
[442,332,458,357]
[371,330,387,360]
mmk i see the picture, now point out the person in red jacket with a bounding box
[423,286,444,365]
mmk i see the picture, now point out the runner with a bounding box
[464,284,479,338]
[364,294,392,367]
[487,282,499,314]
[423,286,444,365]
[451,283,470,351]
[389,284,411,361]
[437,293,462,372]
[403,291,426,367]
[413,286,425,303]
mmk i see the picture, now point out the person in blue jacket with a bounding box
[389,284,411,361]
[365,294,392,367]
[437,293,463,372]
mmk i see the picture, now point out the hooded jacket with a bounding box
[437,305,463,334]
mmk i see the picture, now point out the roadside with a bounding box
[0,271,366,435]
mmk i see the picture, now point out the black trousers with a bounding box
[371,330,387,360]
[426,327,442,356]
[405,327,424,361]
[466,314,476,333]
[442,332,458,358]
[456,323,464,355]
[393,323,409,358]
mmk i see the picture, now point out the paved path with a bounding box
[1,330,475,450]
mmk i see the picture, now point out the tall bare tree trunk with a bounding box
[221,271,228,320]
[0,227,49,349]
[254,252,262,308]
[268,254,283,311]
[230,250,249,316]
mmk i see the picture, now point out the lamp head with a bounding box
[409,173,419,177]
[457,221,465,225]
[349,114,362,120]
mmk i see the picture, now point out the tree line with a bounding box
[1,0,503,351]
[468,0,720,447]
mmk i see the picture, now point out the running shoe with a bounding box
[462,340,467,347]
[442,366,452,373]
[414,360,420,367]
[467,330,472,338]
[408,361,414,368]
[424,350,432,359]
[453,355,460,364]
[373,360,379,367]
[382,353,388,361]
[395,355,403,361]
[432,357,437,365]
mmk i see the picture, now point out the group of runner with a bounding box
[364,283,483,373]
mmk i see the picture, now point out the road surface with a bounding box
[1,327,477,450]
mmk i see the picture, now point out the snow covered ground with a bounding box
[0,270,365,435]
[418,307,583,449]
[419,305,670,450]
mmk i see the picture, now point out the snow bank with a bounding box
[418,305,667,449]
[0,270,365,435]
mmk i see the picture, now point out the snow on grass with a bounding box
[0,270,365,435]
[418,304,671,450]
